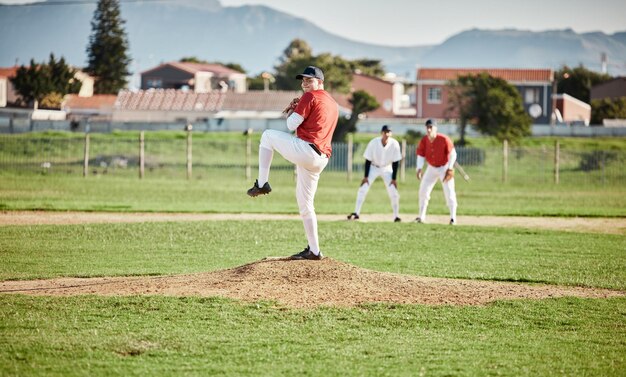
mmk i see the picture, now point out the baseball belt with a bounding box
[309,143,327,157]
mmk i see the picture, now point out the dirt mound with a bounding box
[1,258,623,308]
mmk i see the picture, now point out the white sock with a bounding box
[450,205,457,222]
[257,146,273,186]
[302,215,320,255]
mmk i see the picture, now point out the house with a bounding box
[553,93,591,126]
[0,66,20,108]
[590,77,626,101]
[415,68,554,124]
[337,72,416,119]
[140,62,247,93]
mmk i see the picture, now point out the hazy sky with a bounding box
[2,0,625,46]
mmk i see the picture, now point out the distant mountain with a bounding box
[1,0,625,81]
[421,28,626,74]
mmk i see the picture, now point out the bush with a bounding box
[578,151,617,171]
[404,129,423,145]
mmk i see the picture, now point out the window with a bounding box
[427,87,442,104]
[525,88,540,104]
[145,78,163,89]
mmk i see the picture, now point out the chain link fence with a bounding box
[1,133,624,186]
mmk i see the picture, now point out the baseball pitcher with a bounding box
[247,66,338,260]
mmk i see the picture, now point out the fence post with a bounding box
[601,152,606,186]
[347,133,353,181]
[245,128,252,180]
[186,124,192,180]
[401,139,407,183]
[139,131,145,179]
[554,139,560,184]
[83,132,90,177]
[502,139,508,183]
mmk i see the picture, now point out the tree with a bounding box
[312,53,352,93]
[279,39,313,63]
[333,90,379,142]
[555,65,611,103]
[446,76,475,146]
[274,40,387,93]
[86,0,131,94]
[274,39,314,90]
[591,97,626,124]
[10,54,80,108]
[180,56,205,64]
[273,39,353,93]
[248,72,276,91]
[448,73,531,144]
[222,63,246,74]
[349,59,385,77]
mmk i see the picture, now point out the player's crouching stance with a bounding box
[247,66,339,260]
[415,119,458,225]
[347,125,402,222]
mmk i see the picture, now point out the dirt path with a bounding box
[1,211,624,308]
[1,211,625,235]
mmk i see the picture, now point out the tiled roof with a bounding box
[141,62,244,76]
[417,68,553,82]
[221,91,300,111]
[0,66,19,78]
[115,89,301,112]
[63,94,117,110]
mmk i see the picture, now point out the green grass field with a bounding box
[0,221,625,376]
[1,170,625,217]
[1,132,625,376]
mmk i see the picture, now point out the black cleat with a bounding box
[394,217,402,222]
[247,180,272,197]
[347,212,360,220]
[449,219,455,225]
[291,246,324,260]
[415,217,422,223]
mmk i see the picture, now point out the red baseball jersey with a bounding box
[416,134,454,167]
[294,90,339,157]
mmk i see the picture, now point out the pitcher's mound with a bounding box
[1,258,623,308]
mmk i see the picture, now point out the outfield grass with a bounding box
[1,171,625,217]
[2,295,624,377]
[0,221,625,376]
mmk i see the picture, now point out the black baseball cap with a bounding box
[381,125,391,133]
[296,66,324,81]
[425,119,437,127]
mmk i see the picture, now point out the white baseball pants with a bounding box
[353,165,400,219]
[258,130,329,254]
[418,164,457,222]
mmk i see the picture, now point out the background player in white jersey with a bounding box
[347,125,403,222]
[415,119,458,225]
